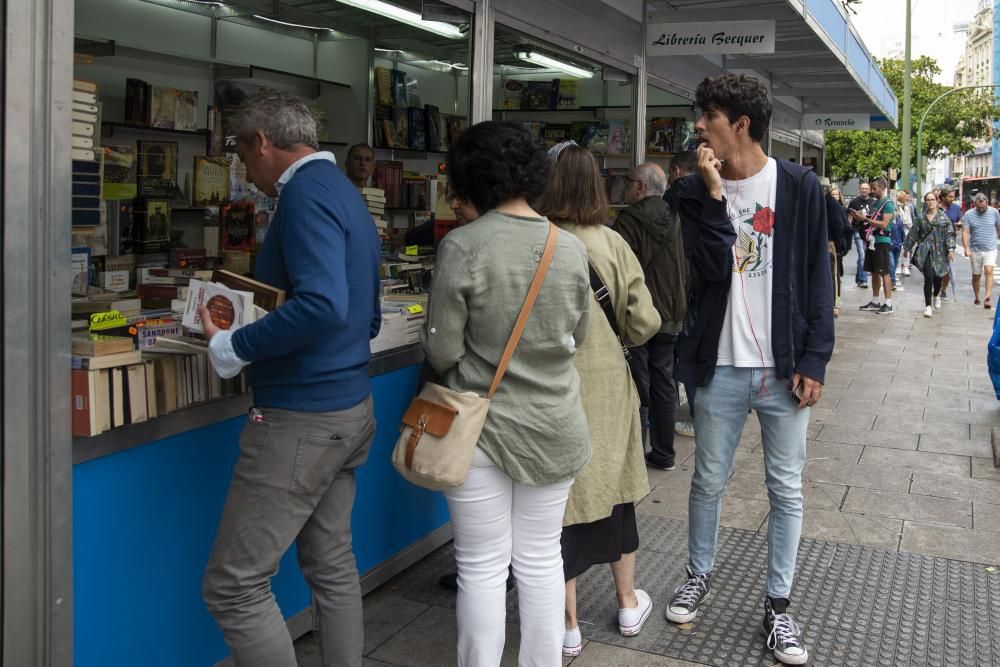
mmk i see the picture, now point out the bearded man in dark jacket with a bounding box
[612,162,688,471]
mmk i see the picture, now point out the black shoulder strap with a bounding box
[588,263,631,361]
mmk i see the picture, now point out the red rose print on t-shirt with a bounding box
[752,204,774,236]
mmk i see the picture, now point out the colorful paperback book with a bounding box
[192,156,230,207]
[557,79,579,110]
[375,67,394,107]
[500,80,526,110]
[522,80,557,110]
[102,145,137,200]
[647,117,675,155]
[221,201,256,252]
[607,120,628,156]
[182,279,255,334]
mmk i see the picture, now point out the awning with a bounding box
[646,0,898,128]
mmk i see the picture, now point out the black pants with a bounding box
[923,255,943,307]
[628,333,677,466]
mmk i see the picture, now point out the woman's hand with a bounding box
[948,251,955,262]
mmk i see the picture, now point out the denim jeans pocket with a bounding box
[290,419,374,496]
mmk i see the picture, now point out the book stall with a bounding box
[68,1,472,664]
[63,1,692,665]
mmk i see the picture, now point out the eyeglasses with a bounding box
[627,178,643,185]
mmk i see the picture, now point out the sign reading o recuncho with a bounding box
[647,21,776,56]
[802,114,871,131]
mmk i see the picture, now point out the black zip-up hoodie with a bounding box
[675,159,834,387]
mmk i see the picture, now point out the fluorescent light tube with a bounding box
[514,50,594,79]
[331,0,464,39]
[253,15,335,31]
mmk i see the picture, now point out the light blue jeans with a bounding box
[853,231,868,284]
[688,366,809,598]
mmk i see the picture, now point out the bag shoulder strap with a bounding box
[588,262,631,360]
[487,224,559,399]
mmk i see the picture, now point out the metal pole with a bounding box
[633,0,648,166]
[469,0,494,124]
[900,0,912,194]
[4,0,75,661]
[916,84,1000,199]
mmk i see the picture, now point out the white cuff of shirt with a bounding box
[208,330,249,379]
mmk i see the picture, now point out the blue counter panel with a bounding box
[74,364,448,667]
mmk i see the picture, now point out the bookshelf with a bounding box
[102,121,212,153]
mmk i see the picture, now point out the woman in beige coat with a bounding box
[536,144,661,656]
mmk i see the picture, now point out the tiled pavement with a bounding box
[296,248,1000,666]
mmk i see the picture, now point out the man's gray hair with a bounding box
[975,192,989,203]
[229,89,319,151]
[633,164,668,197]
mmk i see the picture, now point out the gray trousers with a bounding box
[203,397,376,667]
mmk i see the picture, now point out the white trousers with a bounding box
[444,447,573,667]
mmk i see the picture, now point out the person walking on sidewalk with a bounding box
[905,191,955,318]
[613,162,689,471]
[847,182,873,288]
[896,190,915,276]
[824,181,850,316]
[668,73,834,666]
[939,187,963,299]
[961,193,1000,308]
[200,90,382,667]
[536,145,661,656]
[856,177,896,314]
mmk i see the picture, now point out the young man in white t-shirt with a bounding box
[669,74,834,666]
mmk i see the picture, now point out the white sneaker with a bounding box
[903,268,911,276]
[934,296,942,309]
[618,589,653,637]
[562,626,583,657]
[675,420,696,437]
[924,306,933,318]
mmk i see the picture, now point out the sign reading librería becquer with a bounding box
[647,21,776,56]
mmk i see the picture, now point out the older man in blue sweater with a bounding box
[200,90,381,667]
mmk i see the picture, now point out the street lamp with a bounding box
[915,84,1000,199]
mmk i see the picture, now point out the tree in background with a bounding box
[825,56,1000,183]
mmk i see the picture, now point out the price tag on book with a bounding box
[407,304,424,315]
[405,245,419,256]
[89,310,127,332]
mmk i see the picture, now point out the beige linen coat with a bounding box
[558,223,661,526]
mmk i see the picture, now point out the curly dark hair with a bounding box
[446,121,549,213]
[695,74,772,142]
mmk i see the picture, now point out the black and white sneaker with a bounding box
[859,301,880,311]
[762,597,809,665]
[665,565,711,623]
[876,304,894,315]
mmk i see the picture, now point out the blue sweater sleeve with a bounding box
[231,182,350,362]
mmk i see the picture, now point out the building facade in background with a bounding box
[954,0,994,178]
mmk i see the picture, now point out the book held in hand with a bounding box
[182,279,255,334]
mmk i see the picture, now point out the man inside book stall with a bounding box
[197,89,383,666]
[345,142,375,190]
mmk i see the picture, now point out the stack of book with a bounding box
[361,188,387,229]
[374,161,403,208]
[72,159,102,227]
[371,299,426,354]
[72,79,100,161]
[70,335,145,436]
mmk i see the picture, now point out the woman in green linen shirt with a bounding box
[421,122,592,666]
